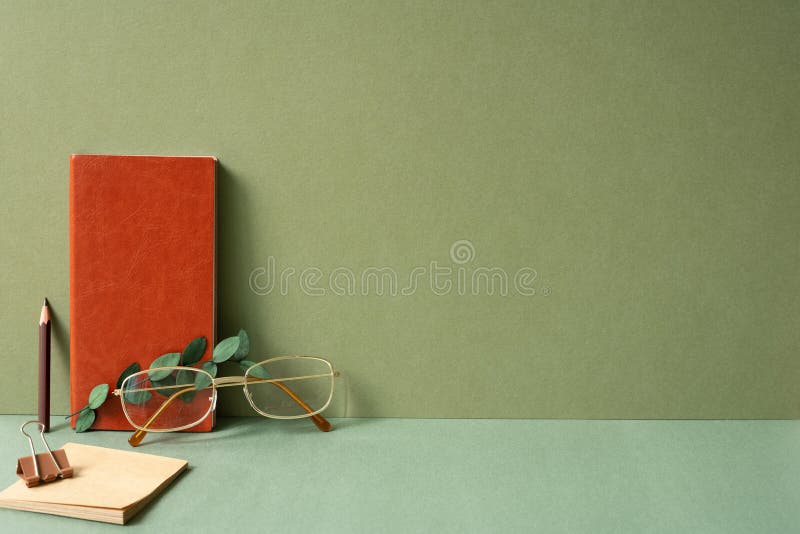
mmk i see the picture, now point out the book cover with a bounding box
[0,443,188,524]
[69,154,216,431]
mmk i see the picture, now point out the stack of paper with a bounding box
[0,442,187,524]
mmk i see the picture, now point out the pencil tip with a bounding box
[42,298,48,307]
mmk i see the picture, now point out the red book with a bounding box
[70,155,216,431]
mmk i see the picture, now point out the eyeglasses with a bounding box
[112,355,336,446]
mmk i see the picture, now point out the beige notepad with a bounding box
[0,442,187,524]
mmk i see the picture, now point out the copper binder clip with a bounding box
[16,420,73,488]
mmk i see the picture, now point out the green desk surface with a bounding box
[0,416,797,533]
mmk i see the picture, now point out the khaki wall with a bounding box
[1,1,798,418]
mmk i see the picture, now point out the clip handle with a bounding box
[20,421,45,479]
[18,420,71,487]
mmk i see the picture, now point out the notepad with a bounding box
[0,443,187,524]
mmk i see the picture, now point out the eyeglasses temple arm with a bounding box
[260,378,331,432]
[128,385,197,447]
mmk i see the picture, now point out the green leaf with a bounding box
[75,409,96,432]
[193,371,213,392]
[148,352,180,381]
[151,374,177,397]
[240,360,270,379]
[88,383,109,409]
[175,369,196,387]
[116,362,141,389]
[176,369,200,402]
[190,361,218,394]
[124,385,152,405]
[212,337,240,363]
[181,336,207,366]
[124,389,152,405]
[200,360,218,377]
[231,329,250,361]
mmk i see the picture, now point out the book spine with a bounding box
[68,155,78,428]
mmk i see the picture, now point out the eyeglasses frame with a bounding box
[111,355,336,445]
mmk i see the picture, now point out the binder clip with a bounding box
[16,420,73,488]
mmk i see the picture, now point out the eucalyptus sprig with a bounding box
[65,383,109,432]
[72,330,251,432]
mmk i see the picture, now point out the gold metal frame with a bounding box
[243,355,334,419]
[112,355,336,446]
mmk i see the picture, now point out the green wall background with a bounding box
[1,1,798,418]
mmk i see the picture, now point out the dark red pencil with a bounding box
[39,298,51,432]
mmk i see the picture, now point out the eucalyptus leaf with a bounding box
[116,362,141,389]
[181,336,207,366]
[183,362,218,401]
[212,336,240,363]
[200,360,218,377]
[240,360,270,379]
[151,374,177,397]
[75,409,96,432]
[148,352,180,381]
[87,383,109,409]
[124,388,152,405]
[175,369,197,387]
[176,369,200,402]
[231,329,250,361]
[193,371,213,392]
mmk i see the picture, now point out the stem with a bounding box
[64,404,90,420]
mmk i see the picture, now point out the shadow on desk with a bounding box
[131,417,372,448]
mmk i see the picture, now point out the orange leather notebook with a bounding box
[70,155,216,431]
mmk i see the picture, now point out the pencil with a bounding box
[39,298,51,432]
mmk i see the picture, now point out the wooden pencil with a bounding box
[39,298,51,432]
